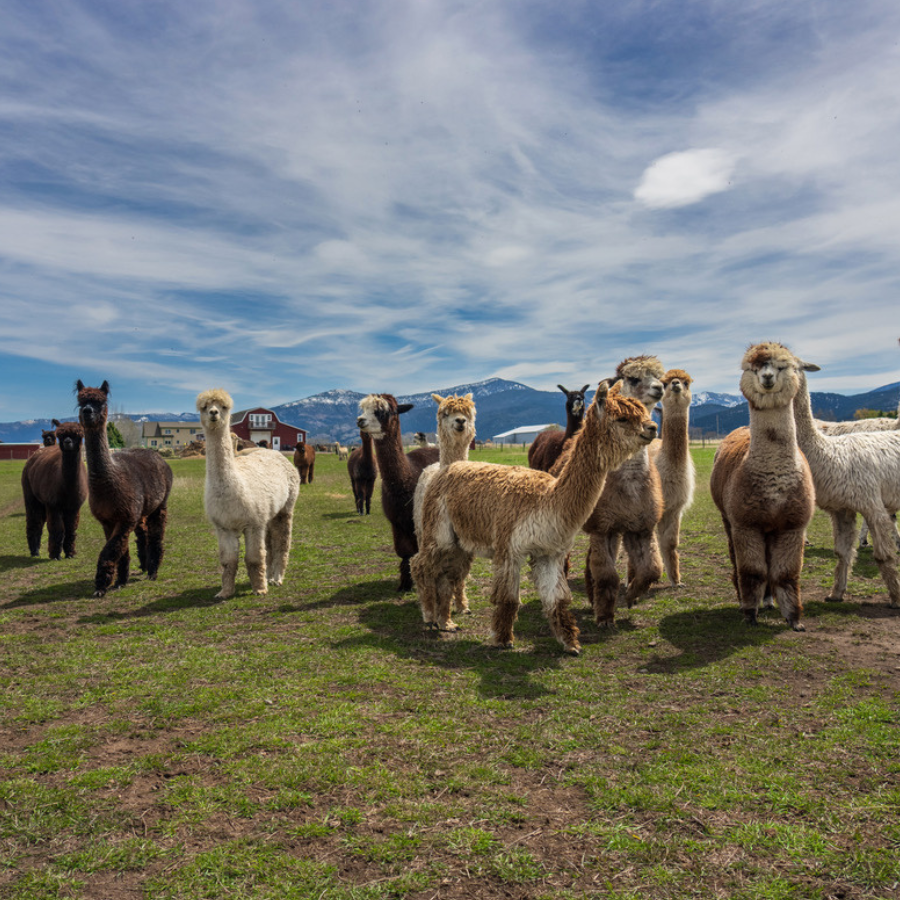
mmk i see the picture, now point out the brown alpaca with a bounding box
[648,369,696,586]
[292,441,316,484]
[572,356,665,627]
[710,343,816,630]
[21,422,89,559]
[76,380,174,597]
[41,419,62,448]
[357,394,439,591]
[412,381,657,652]
[347,430,378,515]
[528,384,590,473]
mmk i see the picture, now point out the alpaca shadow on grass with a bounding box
[78,589,226,624]
[273,577,399,614]
[2,577,97,608]
[0,554,53,572]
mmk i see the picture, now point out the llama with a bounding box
[347,430,379,515]
[292,441,316,484]
[21,421,88,559]
[76,381,173,597]
[356,394,439,591]
[412,393,478,616]
[528,384,590,473]
[197,389,300,599]
[414,432,436,448]
[648,369,696,587]
[709,344,816,630]
[791,367,900,608]
[412,380,657,651]
[41,419,62,448]
[572,356,665,627]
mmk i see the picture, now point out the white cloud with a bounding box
[634,149,737,209]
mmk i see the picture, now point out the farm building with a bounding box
[0,442,43,460]
[491,424,555,445]
[231,407,307,451]
[142,422,203,451]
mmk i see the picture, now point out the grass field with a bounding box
[1,447,899,899]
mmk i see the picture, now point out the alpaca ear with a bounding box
[100,380,110,396]
[797,359,820,373]
[398,403,414,415]
[52,419,61,427]
[431,394,445,404]
[75,380,85,392]
[580,385,590,395]
[557,384,568,395]
[464,393,472,401]
[594,381,610,403]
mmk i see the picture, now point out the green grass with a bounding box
[1,446,899,899]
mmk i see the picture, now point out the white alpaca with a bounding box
[792,371,900,608]
[197,389,300,599]
[648,369,696,587]
[413,393,477,615]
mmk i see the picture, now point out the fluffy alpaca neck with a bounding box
[83,421,114,482]
[438,429,471,468]
[564,408,584,440]
[371,426,412,485]
[660,404,689,467]
[361,432,375,464]
[205,422,242,490]
[791,379,828,458]
[748,401,801,464]
[60,444,83,487]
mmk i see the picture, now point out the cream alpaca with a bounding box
[413,393,477,615]
[412,381,657,653]
[648,369,696,587]
[574,355,665,627]
[710,343,816,630]
[197,389,300,599]
[792,368,900,608]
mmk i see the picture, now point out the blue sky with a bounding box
[2,0,899,420]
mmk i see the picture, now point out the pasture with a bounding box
[1,447,898,900]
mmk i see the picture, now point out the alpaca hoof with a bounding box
[761,595,774,609]
[268,577,284,586]
[214,590,233,600]
[595,617,616,629]
[438,621,458,633]
[49,555,60,561]
[253,588,268,596]
[93,590,106,599]
[564,642,581,656]
[825,595,844,603]
[789,620,806,632]
[743,610,758,626]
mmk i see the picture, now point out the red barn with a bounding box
[0,443,43,460]
[230,407,307,452]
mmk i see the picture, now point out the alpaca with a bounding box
[573,356,665,627]
[41,419,62,448]
[528,384,590,473]
[412,380,657,651]
[709,344,816,630]
[414,432,437,449]
[76,381,173,597]
[347,430,379,515]
[356,394,439,591]
[21,421,88,559]
[412,393,477,616]
[648,369,696,587]
[791,367,900,608]
[197,389,300,599]
[292,441,316,484]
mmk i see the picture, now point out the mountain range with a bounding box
[1,377,898,445]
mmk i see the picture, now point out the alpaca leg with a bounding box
[23,492,45,557]
[587,532,623,627]
[308,462,314,484]
[266,509,294,585]
[46,509,65,561]
[134,517,149,572]
[244,527,268,595]
[215,530,240,599]
[144,506,168,579]
[623,529,663,607]
[730,526,766,624]
[488,556,522,648]
[94,526,131,597]
[533,555,581,654]
[394,527,418,593]
[828,510,857,601]
[62,509,80,559]
[452,561,471,615]
[657,510,684,587]
[365,484,373,515]
[859,516,870,548]
[411,551,438,626]
[767,528,806,631]
[866,508,900,607]
[434,550,471,632]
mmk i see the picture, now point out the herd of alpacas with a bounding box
[18,344,900,653]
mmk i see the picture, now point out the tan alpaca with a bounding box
[648,369,696,587]
[710,343,816,630]
[572,356,665,627]
[413,393,477,615]
[412,381,657,653]
[197,389,300,599]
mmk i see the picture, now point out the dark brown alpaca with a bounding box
[21,422,89,559]
[41,419,62,447]
[528,384,590,473]
[76,380,174,597]
[356,394,439,590]
[347,430,378,515]
[292,441,316,484]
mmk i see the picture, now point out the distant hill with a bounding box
[1,377,897,444]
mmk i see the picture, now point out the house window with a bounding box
[250,413,272,428]
[297,433,304,442]
[164,429,172,435]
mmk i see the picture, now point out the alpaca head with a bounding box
[41,421,59,446]
[616,356,665,409]
[585,379,658,460]
[558,384,591,421]
[55,421,84,454]
[432,393,476,444]
[660,369,693,412]
[196,388,234,431]
[740,343,819,411]
[357,394,413,440]
[413,432,430,447]
[76,380,110,430]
